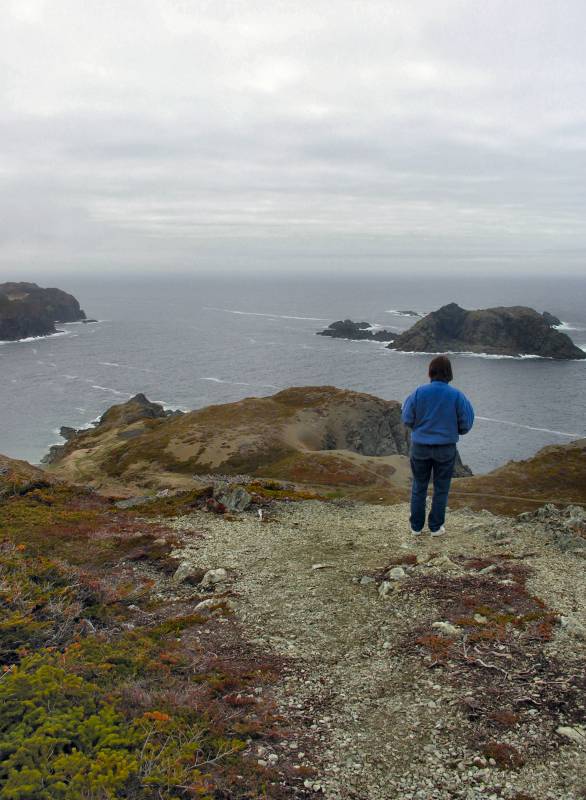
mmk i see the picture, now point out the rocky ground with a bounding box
[162,499,586,800]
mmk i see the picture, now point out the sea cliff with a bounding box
[0,281,86,341]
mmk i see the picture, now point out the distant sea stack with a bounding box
[388,303,586,360]
[317,319,396,342]
[0,282,86,341]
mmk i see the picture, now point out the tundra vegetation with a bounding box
[0,460,312,799]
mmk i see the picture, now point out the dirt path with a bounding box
[168,501,586,800]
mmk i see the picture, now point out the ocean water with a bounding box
[1,273,585,474]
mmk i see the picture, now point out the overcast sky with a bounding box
[2,0,586,276]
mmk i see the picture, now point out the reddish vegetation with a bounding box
[397,555,586,767]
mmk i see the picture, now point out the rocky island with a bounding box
[317,319,396,342]
[388,302,585,359]
[0,281,86,341]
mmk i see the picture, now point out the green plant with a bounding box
[0,656,139,799]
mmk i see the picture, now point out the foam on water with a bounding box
[476,416,582,438]
[384,309,422,317]
[204,306,329,322]
[201,376,279,389]
[91,385,131,397]
[0,330,70,345]
[98,361,154,372]
[388,348,552,360]
[555,321,586,332]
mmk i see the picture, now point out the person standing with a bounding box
[401,355,474,536]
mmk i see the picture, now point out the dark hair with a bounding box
[428,355,453,383]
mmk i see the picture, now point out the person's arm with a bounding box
[456,392,474,435]
[401,390,417,429]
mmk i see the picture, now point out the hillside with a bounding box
[450,439,586,515]
[44,388,476,499]
[0,281,86,340]
[1,448,585,799]
[44,387,416,498]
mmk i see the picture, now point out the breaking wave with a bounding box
[201,376,279,389]
[90,385,131,397]
[204,306,329,322]
[476,416,582,438]
[0,330,70,345]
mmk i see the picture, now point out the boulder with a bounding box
[172,563,207,585]
[200,568,228,588]
[214,486,252,512]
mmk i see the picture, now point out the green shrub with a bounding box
[0,656,139,799]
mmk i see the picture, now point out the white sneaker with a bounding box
[430,526,446,537]
[411,527,423,536]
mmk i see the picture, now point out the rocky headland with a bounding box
[43,387,471,497]
[388,302,585,359]
[0,281,86,341]
[1,416,585,798]
[317,319,396,342]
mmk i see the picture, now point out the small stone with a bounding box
[172,562,206,585]
[312,563,336,570]
[268,753,278,763]
[257,759,267,767]
[200,568,228,588]
[473,613,488,624]
[359,575,375,586]
[378,581,393,597]
[432,621,462,637]
[479,564,497,574]
[387,566,406,580]
[556,726,586,744]
[560,616,586,640]
[194,597,233,613]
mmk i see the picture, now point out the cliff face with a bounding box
[388,303,585,359]
[0,282,86,340]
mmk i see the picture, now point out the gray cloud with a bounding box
[1,0,586,275]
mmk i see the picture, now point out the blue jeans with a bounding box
[409,442,457,532]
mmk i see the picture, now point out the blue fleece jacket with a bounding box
[401,380,474,445]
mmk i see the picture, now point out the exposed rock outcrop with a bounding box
[317,319,395,342]
[542,310,562,327]
[43,394,183,465]
[388,303,585,359]
[0,282,86,340]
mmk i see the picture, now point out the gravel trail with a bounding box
[168,501,586,800]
